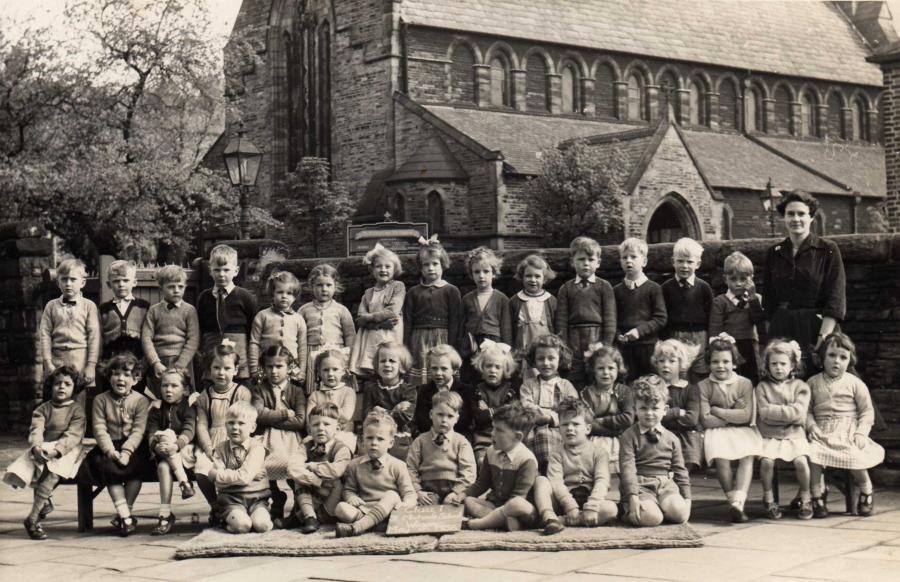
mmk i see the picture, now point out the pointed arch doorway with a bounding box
[646,193,701,243]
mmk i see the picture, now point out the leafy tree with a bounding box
[283,157,354,257]
[524,140,628,247]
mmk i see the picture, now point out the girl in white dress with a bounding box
[300,264,356,395]
[350,244,405,378]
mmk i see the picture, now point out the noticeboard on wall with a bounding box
[347,218,428,257]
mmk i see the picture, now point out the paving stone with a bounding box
[840,545,900,561]
[197,557,359,582]
[126,556,275,581]
[49,550,164,571]
[398,550,538,568]
[702,523,899,555]
[0,541,86,565]
[550,574,672,582]
[778,555,900,581]
[495,549,642,574]
[0,560,98,579]
[316,560,546,582]
[578,546,818,582]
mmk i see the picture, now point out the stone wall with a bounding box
[0,224,54,432]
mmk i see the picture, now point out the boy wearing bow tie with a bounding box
[709,251,764,384]
[141,265,199,399]
[39,258,101,387]
[407,391,476,506]
[661,238,712,381]
[335,409,417,537]
[619,375,691,527]
[288,403,352,533]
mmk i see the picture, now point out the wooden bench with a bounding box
[772,465,856,515]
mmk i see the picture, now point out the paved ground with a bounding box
[1,435,899,582]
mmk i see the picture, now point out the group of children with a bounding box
[4,235,884,541]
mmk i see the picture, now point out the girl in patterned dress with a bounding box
[653,339,703,471]
[403,236,462,385]
[699,333,762,523]
[807,333,884,518]
[509,255,557,380]
[350,244,405,378]
[580,343,633,475]
[300,264,356,395]
[470,340,520,465]
[756,339,813,520]
[360,341,418,459]
[307,348,358,452]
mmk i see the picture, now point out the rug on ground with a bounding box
[175,523,702,559]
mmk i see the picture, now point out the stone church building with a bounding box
[222,0,890,253]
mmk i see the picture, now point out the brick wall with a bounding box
[0,224,54,432]
[872,55,900,230]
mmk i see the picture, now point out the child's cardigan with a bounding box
[30,400,87,457]
[147,399,196,450]
[251,380,307,432]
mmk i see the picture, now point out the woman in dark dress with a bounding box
[763,190,846,377]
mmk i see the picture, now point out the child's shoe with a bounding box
[812,497,829,519]
[151,514,175,536]
[543,517,565,535]
[788,496,802,512]
[271,489,288,522]
[38,498,54,520]
[23,517,47,540]
[208,510,220,528]
[118,516,136,537]
[335,523,355,538]
[301,516,319,534]
[729,506,750,523]
[857,493,874,517]
[764,501,782,520]
[179,482,196,500]
[797,501,813,520]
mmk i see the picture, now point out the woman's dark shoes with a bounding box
[24,518,47,540]
[151,514,175,536]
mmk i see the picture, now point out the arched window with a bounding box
[449,44,476,103]
[877,95,885,144]
[851,98,867,141]
[427,191,445,234]
[627,73,645,121]
[561,64,578,113]
[286,16,333,166]
[745,87,762,132]
[827,92,845,140]
[658,71,679,123]
[773,85,791,135]
[800,92,816,137]
[689,81,706,126]
[526,53,549,112]
[718,79,738,130]
[594,63,616,118]
[392,193,406,221]
[489,55,510,107]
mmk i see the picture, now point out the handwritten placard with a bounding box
[385,504,464,536]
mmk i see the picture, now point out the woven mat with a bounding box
[176,523,701,559]
[175,527,438,559]
[435,523,703,552]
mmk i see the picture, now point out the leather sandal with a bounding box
[24,518,47,540]
[152,514,175,536]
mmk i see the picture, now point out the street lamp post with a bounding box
[222,124,262,240]
[760,177,783,238]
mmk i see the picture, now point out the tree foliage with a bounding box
[0,0,274,263]
[524,140,628,247]
[283,157,354,257]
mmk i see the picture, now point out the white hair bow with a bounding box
[220,338,236,349]
[362,242,386,266]
[417,234,440,246]
[480,339,512,355]
[583,341,604,360]
[709,332,737,346]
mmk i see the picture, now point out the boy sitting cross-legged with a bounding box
[208,401,273,534]
[534,397,618,535]
[407,391,477,506]
[287,403,352,534]
[335,409,417,537]
[619,375,691,527]
[461,401,540,531]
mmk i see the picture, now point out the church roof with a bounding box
[400,0,882,86]
[386,135,468,183]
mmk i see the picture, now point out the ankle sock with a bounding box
[732,490,747,510]
[800,491,812,503]
[114,499,130,518]
[763,490,774,504]
[159,503,171,517]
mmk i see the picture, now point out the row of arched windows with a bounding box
[390,190,445,234]
[446,40,880,143]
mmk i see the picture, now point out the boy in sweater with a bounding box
[141,265,200,399]
[197,244,257,382]
[614,238,667,382]
[407,391,477,505]
[619,375,691,527]
[208,401,273,534]
[335,409,417,537]
[39,258,101,388]
[555,237,616,385]
[661,238,712,380]
[534,397,618,534]
[462,401,539,531]
[99,260,149,362]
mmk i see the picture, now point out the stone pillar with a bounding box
[707,91,720,130]
[816,103,829,138]
[790,101,803,136]
[474,64,491,108]
[646,84,660,122]
[580,77,595,115]
[511,69,527,112]
[547,73,562,114]
[614,81,628,119]
[868,50,900,230]
[763,98,776,133]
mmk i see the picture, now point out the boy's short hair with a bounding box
[466,246,503,276]
[156,264,187,286]
[557,397,592,424]
[43,365,86,400]
[374,341,413,374]
[362,408,397,436]
[160,367,192,392]
[723,251,754,277]
[651,339,689,373]
[363,244,403,277]
[619,237,648,258]
[526,333,573,371]
[108,260,136,280]
[57,258,87,279]
[631,374,669,406]
[432,390,463,412]
[514,254,556,284]
[492,401,536,436]
[105,353,142,378]
[307,263,345,294]
[570,236,602,258]
[427,344,462,371]
[416,241,451,269]
[209,244,238,266]
[673,238,703,260]
[471,342,518,378]
[308,402,342,422]
[227,400,258,422]
[265,270,301,297]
